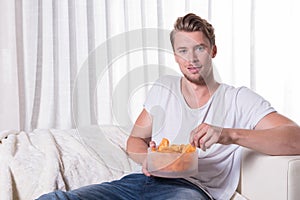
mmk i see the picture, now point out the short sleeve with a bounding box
[235,87,276,129]
[143,75,179,114]
[143,77,163,113]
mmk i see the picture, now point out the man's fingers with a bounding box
[200,127,223,150]
[190,124,223,151]
[149,141,156,148]
[142,167,151,177]
[142,159,151,176]
[191,124,209,147]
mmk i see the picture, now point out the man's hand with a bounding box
[190,123,224,151]
[142,141,156,176]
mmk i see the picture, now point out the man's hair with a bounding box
[170,13,215,50]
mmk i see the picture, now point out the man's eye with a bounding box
[196,46,204,52]
[178,49,187,54]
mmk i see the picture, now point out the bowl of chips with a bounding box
[147,138,198,178]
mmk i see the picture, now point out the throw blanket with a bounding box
[0,126,138,200]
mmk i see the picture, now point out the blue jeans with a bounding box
[37,173,212,200]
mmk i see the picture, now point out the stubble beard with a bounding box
[184,73,207,86]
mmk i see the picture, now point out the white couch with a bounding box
[1,126,299,200]
[233,148,300,200]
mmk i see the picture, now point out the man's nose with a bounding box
[186,51,199,63]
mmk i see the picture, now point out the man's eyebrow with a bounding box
[195,43,207,47]
[176,43,207,49]
[175,47,187,51]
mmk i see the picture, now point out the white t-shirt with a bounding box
[144,75,275,200]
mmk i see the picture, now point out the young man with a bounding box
[38,13,300,200]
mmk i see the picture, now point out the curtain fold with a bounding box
[86,0,97,125]
[249,0,256,91]
[1,0,299,131]
[15,0,26,131]
[68,0,77,128]
[30,0,43,130]
[52,0,59,128]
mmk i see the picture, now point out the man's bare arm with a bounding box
[221,112,300,155]
[126,109,152,164]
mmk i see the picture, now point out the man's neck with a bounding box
[181,77,219,109]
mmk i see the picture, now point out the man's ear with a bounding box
[212,45,217,58]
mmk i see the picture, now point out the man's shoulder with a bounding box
[219,83,266,105]
[220,83,253,95]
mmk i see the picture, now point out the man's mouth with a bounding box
[187,66,202,74]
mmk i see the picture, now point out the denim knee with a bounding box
[36,190,80,200]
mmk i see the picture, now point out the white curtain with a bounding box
[0,0,299,132]
[212,0,300,124]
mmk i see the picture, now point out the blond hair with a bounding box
[170,13,215,50]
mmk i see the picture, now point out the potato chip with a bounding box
[152,138,196,153]
[182,144,196,153]
[157,138,170,151]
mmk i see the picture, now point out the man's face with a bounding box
[173,31,216,85]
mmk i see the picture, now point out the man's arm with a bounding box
[126,109,152,164]
[191,112,300,155]
[225,112,300,155]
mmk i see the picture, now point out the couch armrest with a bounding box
[240,148,300,200]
